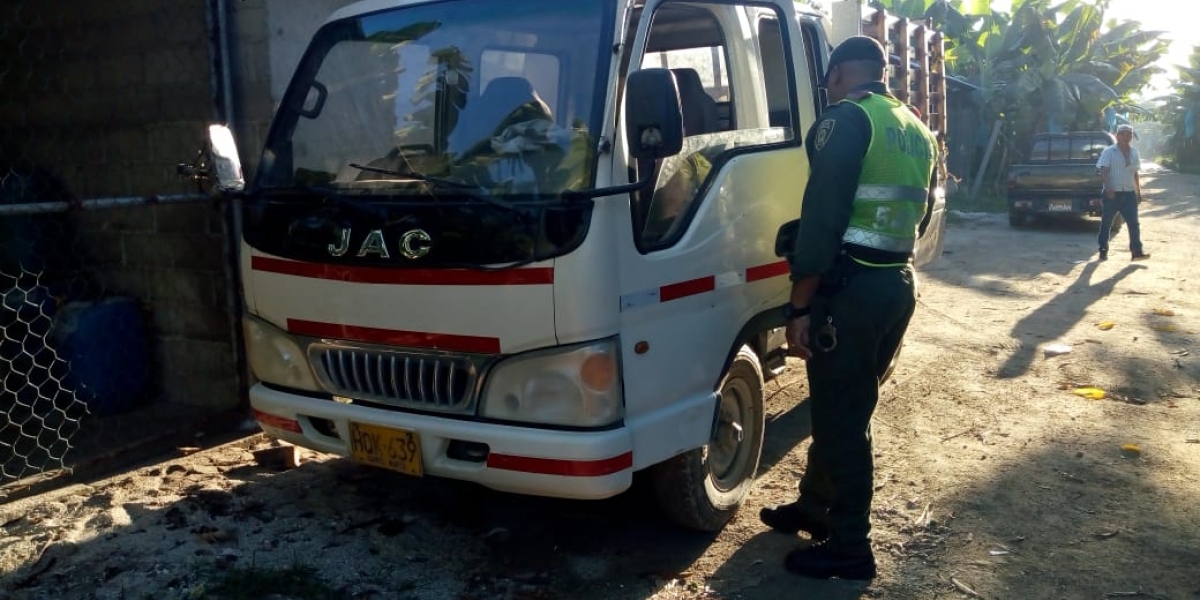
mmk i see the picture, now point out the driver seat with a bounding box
[449,76,553,156]
[670,68,719,136]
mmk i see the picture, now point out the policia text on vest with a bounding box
[884,126,933,162]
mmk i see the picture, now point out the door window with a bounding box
[631,2,797,251]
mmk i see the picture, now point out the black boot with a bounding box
[784,542,876,580]
[759,502,831,540]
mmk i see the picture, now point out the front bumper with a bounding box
[249,383,634,499]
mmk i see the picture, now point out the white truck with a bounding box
[197,0,947,531]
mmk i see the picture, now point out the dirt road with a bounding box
[2,170,1198,600]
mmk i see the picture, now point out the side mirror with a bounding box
[208,124,245,193]
[774,219,799,257]
[179,124,245,195]
[624,68,684,160]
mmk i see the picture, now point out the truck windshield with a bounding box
[247,0,615,268]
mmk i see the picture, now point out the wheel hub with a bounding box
[708,382,749,485]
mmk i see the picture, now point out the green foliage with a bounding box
[871,0,1167,183]
[1157,46,1200,172]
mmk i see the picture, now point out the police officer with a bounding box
[760,35,938,580]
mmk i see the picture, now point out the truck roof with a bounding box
[328,0,432,23]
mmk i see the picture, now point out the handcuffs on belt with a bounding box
[814,315,838,352]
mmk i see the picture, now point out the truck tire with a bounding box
[1008,211,1031,227]
[650,346,765,532]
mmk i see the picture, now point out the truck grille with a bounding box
[309,345,482,411]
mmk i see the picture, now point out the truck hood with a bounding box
[245,249,556,355]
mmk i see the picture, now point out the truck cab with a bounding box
[200,0,946,531]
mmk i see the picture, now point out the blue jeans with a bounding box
[1098,191,1143,255]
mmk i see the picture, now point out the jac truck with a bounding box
[193,0,947,531]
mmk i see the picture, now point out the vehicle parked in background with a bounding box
[1006,131,1121,233]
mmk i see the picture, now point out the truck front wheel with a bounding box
[650,346,765,532]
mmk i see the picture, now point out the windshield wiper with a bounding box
[347,163,516,211]
[348,163,476,189]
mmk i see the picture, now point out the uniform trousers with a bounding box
[797,262,917,551]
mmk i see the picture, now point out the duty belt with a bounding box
[843,243,910,266]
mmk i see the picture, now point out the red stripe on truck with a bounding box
[487,451,634,477]
[659,276,716,302]
[252,256,553,286]
[287,319,502,354]
[253,409,302,433]
[746,260,790,282]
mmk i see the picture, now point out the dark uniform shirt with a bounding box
[787,81,886,280]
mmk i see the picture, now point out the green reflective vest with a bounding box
[841,93,937,256]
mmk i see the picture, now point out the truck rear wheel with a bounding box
[650,346,765,532]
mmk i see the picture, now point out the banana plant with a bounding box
[1157,48,1200,170]
[876,0,1164,169]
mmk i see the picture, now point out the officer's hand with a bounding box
[786,315,813,361]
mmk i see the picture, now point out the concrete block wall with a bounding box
[0,0,369,411]
[71,202,237,408]
[229,0,360,180]
[0,1,239,409]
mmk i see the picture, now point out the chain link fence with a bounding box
[0,1,243,495]
[1,165,90,484]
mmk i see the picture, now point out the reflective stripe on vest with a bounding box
[838,92,937,255]
[842,184,930,253]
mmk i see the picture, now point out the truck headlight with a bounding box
[243,316,321,392]
[481,338,623,427]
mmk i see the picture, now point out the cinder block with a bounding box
[147,268,221,306]
[89,268,151,300]
[159,338,240,408]
[149,303,232,342]
[123,232,224,271]
[108,128,152,164]
[76,206,156,235]
[153,203,218,235]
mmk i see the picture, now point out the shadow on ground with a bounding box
[875,440,1200,599]
[995,261,1146,379]
[0,392,819,600]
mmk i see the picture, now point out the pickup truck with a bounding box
[1006,131,1120,231]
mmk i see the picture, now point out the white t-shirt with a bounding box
[1097,144,1140,192]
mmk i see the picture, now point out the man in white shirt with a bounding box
[1096,124,1149,261]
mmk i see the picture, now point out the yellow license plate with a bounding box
[348,422,424,476]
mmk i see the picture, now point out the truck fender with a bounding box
[713,307,786,392]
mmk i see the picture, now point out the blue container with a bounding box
[53,297,149,416]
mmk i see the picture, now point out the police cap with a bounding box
[825,35,887,81]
